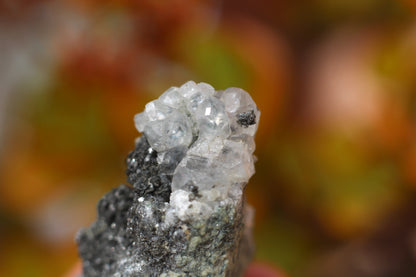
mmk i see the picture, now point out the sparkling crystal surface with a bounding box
[133,81,260,201]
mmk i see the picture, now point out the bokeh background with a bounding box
[1,1,416,276]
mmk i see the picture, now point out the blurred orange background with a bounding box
[1,1,416,276]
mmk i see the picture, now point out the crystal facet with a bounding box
[133,84,259,198]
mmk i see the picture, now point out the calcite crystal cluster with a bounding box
[77,81,260,277]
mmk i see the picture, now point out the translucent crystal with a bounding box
[197,82,215,95]
[159,87,184,109]
[134,112,148,132]
[221,140,255,182]
[187,137,224,157]
[133,81,260,201]
[230,134,256,154]
[144,112,192,152]
[179,80,214,99]
[195,97,230,138]
[186,91,209,113]
[145,100,174,121]
[178,81,199,98]
[172,155,216,192]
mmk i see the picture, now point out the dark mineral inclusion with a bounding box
[76,82,257,277]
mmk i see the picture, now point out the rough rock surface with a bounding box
[77,81,260,277]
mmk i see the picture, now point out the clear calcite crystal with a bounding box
[134,81,259,201]
[77,81,259,277]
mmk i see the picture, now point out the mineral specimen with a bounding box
[77,81,260,277]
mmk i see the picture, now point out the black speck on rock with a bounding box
[236,110,256,127]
